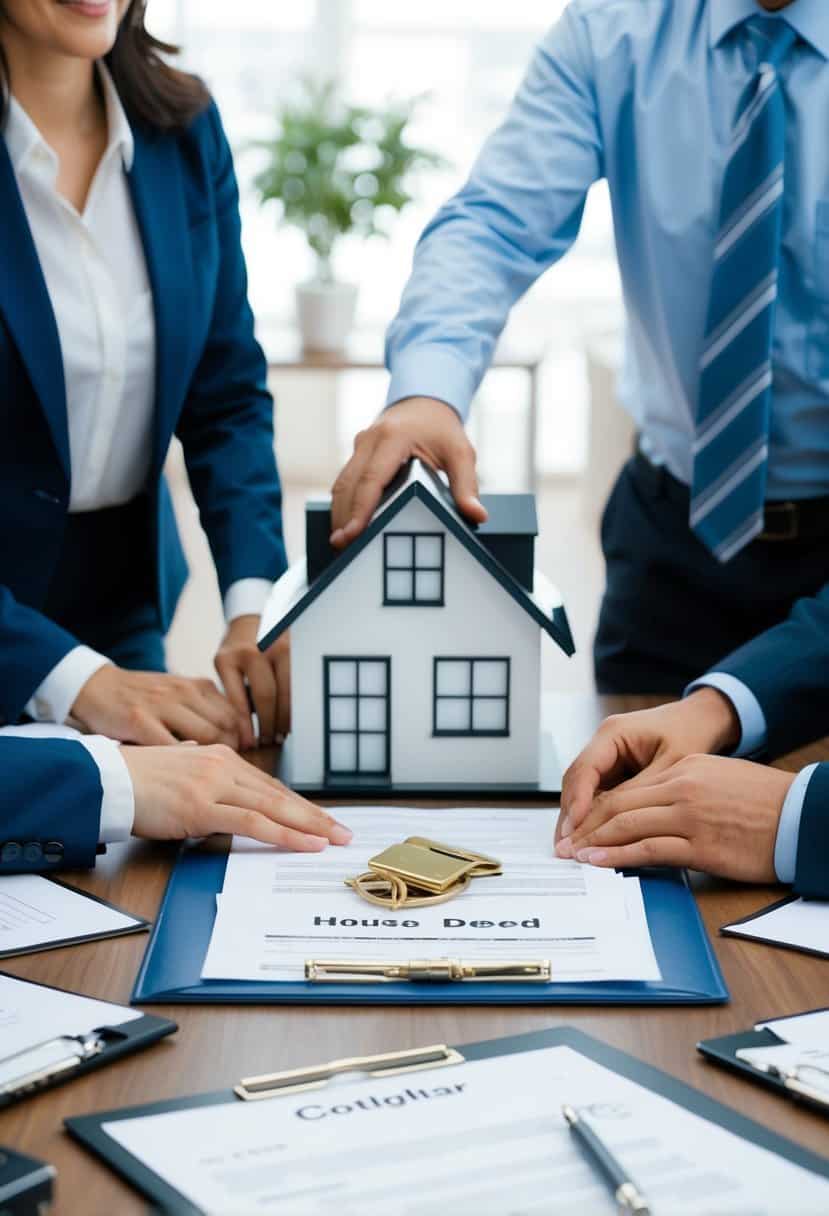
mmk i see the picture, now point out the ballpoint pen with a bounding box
[562,1104,650,1214]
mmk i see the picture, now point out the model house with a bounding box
[258,461,574,793]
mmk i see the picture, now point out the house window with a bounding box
[383,533,445,605]
[433,658,510,737]
[324,657,391,779]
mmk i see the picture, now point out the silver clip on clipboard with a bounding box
[736,1045,829,1109]
[0,1033,107,1100]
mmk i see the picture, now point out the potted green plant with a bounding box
[253,79,445,351]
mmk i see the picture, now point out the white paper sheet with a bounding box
[724,897,829,957]
[756,1008,829,1051]
[102,1042,829,1215]
[201,807,660,983]
[0,874,142,956]
[0,974,140,1060]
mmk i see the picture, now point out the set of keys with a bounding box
[345,836,502,909]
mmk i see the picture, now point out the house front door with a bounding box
[324,657,391,783]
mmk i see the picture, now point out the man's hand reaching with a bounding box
[330,396,488,548]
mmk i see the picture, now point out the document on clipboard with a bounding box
[66,1028,829,1215]
[200,807,661,984]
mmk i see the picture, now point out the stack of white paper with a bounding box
[201,807,661,984]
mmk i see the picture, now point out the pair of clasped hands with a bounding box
[78,397,793,876]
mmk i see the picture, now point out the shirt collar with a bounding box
[4,60,134,181]
[98,61,134,171]
[709,0,829,61]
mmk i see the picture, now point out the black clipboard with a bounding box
[0,877,148,960]
[0,973,176,1108]
[698,1006,829,1118]
[66,1025,829,1214]
[721,895,829,960]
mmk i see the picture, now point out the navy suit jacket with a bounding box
[0,98,286,722]
[0,737,102,872]
[712,584,829,898]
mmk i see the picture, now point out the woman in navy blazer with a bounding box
[0,0,289,750]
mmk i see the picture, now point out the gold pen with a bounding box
[305,959,551,983]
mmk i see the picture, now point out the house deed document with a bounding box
[102,1042,829,1215]
[201,807,661,983]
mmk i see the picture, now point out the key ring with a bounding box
[346,870,471,910]
[345,837,501,910]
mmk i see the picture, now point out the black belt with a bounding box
[631,451,829,544]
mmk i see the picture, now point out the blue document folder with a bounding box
[132,839,728,1005]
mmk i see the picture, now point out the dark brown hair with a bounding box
[1,0,209,132]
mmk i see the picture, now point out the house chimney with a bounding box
[305,500,337,583]
[476,494,537,591]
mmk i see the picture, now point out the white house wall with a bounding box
[290,496,542,785]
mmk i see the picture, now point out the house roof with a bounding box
[257,461,575,656]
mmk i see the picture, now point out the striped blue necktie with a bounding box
[691,18,797,563]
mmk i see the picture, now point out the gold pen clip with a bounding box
[305,958,552,983]
[234,1043,465,1101]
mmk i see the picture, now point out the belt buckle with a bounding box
[760,501,799,542]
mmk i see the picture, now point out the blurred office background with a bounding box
[150,0,630,691]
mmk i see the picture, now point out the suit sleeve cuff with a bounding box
[77,735,135,844]
[24,647,111,726]
[685,672,767,757]
[385,345,479,422]
[223,578,272,623]
[774,763,819,884]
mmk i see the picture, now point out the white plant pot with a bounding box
[295,279,358,352]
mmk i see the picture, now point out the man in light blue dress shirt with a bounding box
[330,0,828,891]
[331,0,829,678]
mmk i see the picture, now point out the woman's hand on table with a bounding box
[121,743,352,850]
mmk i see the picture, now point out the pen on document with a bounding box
[562,1104,650,1214]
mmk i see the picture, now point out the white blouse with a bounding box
[5,63,156,514]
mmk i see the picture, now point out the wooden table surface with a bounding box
[3,695,828,1213]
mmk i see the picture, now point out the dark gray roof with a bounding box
[258,461,574,657]
[477,494,538,537]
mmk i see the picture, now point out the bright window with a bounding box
[383,533,445,605]
[433,657,510,737]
